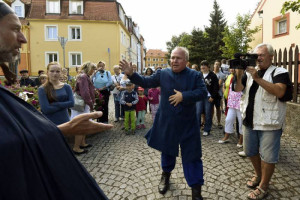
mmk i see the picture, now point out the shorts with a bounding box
[243,126,282,163]
[213,97,221,108]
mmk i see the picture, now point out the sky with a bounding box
[117,0,260,51]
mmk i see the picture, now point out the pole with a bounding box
[58,36,68,75]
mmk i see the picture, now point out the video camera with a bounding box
[229,53,258,70]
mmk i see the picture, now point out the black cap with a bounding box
[20,69,29,74]
[125,82,133,86]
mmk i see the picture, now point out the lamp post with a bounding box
[58,36,68,70]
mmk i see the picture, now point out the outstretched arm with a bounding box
[58,112,113,135]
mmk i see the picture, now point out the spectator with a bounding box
[144,67,154,112]
[71,62,97,155]
[0,3,112,199]
[119,73,131,119]
[39,73,47,85]
[199,60,219,136]
[148,86,160,122]
[136,87,148,129]
[213,60,226,129]
[221,59,230,76]
[218,69,245,156]
[235,43,291,199]
[19,69,35,87]
[120,82,139,135]
[92,61,112,123]
[34,70,45,87]
[38,62,74,125]
[112,65,124,122]
[119,46,207,199]
[192,64,200,71]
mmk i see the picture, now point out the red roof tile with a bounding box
[28,0,120,21]
[146,49,168,58]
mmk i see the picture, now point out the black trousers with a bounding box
[97,89,110,123]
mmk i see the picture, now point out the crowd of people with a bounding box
[0,1,292,199]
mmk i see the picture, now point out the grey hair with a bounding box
[0,2,14,20]
[113,65,120,69]
[254,43,274,56]
[172,46,189,61]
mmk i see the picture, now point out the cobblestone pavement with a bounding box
[75,97,300,200]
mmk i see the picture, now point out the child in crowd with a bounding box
[136,87,148,129]
[148,86,160,122]
[120,82,139,135]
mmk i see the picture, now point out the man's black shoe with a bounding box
[192,184,203,200]
[158,171,171,194]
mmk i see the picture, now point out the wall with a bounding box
[284,102,300,139]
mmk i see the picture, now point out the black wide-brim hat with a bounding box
[20,69,29,74]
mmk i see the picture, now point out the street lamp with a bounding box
[58,36,68,70]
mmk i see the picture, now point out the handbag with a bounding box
[72,92,85,112]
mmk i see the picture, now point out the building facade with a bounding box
[145,49,168,70]
[249,0,300,51]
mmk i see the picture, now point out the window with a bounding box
[152,58,155,61]
[161,58,164,62]
[69,26,81,40]
[161,64,164,67]
[69,52,82,67]
[45,52,59,66]
[278,20,287,34]
[45,25,58,40]
[14,6,22,17]
[69,0,83,14]
[147,58,150,61]
[148,64,150,66]
[273,13,290,38]
[46,0,60,14]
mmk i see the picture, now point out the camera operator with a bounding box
[234,43,291,200]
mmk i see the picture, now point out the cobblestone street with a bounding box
[75,97,300,200]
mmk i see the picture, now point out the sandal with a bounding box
[247,175,261,189]
[247,187,268,200]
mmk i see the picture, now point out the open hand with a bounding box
[169,89,183,106]
[58,112,113,135]
[119,60,134,76]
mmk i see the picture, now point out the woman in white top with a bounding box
[111,65,124,122]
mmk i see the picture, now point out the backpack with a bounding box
[271,68,293,102]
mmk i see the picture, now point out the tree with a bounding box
[166,33,190,60]
[221,14,260,59]
[281,0,300,29]
[189,28,210,64]
[204,0,227,63]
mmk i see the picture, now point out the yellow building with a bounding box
[249,0,300,51]
[145,49,168,70]
[27,0,138,76]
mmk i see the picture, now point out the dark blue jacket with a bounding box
[129,67,207,162]
[120,90,139,111]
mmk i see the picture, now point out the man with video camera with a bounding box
[234,43,291,200]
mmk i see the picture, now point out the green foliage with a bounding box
[204,0,227,63]
[7,85,40,110]
[221,14,260,59]
[166,33,190,60]
[281,0,300,29]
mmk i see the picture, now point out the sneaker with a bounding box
[238,151,246,157]
[114,118,119,122]
[119,117,124,121]
[218,139,229,144]
[237,144,243,148]
[131,130,136,135]
[203,131,209,136]
[136,125,141,130]
[141,124,146,129]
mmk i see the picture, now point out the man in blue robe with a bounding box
[120,47,207,200]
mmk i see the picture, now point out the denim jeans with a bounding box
[198,97,213,133]
[113,94,121,119]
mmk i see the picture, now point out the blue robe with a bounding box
[0,85,108,200]
[129,67,207,162]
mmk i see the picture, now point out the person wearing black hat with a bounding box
[34,69,45,86]
[19,69,35,87]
